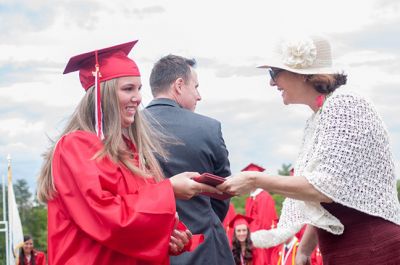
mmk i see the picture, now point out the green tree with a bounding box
[278,163,292,176]
[231,195,248,214]
[272,163,293,216]
[24,204,47,252]
[14,179,32,222]
[0,181,48,264]
[397,180,400,201]
[14,180,48,252]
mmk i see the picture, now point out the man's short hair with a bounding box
[149,54,196,97]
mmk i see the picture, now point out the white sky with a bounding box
[1,0,400,192]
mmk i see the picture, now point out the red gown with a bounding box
[245,189,278,265]
[270,238,299,265]
[222,203,236,247]
[310,246,323,265]
[294,225,306,241]
[18,251,46,265]
[48,131,178,265]
[294,225,323,264]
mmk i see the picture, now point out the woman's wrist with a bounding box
[248,172,261,190]
[297,244,312,257]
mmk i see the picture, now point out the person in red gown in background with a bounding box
[270,226,323,265]
[230,214,256,265]
[16,235,46,265]
[36,41,220,265]
[223,203,237,247]
[270,236,299,265]
[244,163,278,265]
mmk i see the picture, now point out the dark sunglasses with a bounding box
[269,68,285,82]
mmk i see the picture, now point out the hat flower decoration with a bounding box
[281,38,317,69]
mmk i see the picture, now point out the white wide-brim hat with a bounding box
[258,35,340,74]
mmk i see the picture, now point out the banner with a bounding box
[7,156,24,265]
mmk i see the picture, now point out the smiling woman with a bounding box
[229,214,255,265]
[116,76,142,129]
[219,35,400,265]
[35,40,219,265]
[16,235,46,265]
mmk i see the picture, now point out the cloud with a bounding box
[339,23,400,55]
[122,5,165,18]
[197,99,308,174]
[60,0,102,30]
[196,57,263,78]
[0,0,57,32]
[0,0,103,44]
[0,59,62,87]
[0,95,72,191]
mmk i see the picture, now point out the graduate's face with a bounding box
[117,76,142,128]
[234,224,249,243]
[23,239,33,255]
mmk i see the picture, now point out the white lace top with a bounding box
[252,89,400,248]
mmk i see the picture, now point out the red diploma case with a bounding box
[192,173,232,200]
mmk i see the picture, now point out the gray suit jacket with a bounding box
[145,98,234,265]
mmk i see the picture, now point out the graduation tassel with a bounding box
[93,50,104,139]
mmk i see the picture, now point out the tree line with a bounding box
[0,179,47,264]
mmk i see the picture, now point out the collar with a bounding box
[146,98,181,109]
[284,236,298,250]
[250,188,263,198]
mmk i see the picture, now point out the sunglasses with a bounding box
[269,68,285,83]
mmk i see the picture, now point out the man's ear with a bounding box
[173,78,185,95]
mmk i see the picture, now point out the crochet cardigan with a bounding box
[252,90,400,248]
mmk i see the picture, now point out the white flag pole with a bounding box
[7,154,24,265]
[1,173,9,265]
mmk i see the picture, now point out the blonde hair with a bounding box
[37,78,168,203]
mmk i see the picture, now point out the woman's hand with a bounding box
[169,213,193,255]
[295,225,318,265]
[169,229,192,254]
[217,171,258,196]
[170,172,223,200]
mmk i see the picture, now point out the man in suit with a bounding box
[145,54,234,265]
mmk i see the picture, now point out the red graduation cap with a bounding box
[228,214,253,228]
[63,40,140,90]
[241,163,265,172]
[63,40,140,139]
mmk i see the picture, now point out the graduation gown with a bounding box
[270,238,299,265]
[18,251,46,265]
[245,189,278,265]
[310,246,323,265]
[48,131,177,265]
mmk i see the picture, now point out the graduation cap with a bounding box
[63,40,140,90]
[241,163,265,172]
[63,40,140,138]
[228,214,253,228]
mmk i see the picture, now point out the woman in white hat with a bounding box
[218,35,400,265]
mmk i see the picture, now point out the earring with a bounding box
[315,95,325,108]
